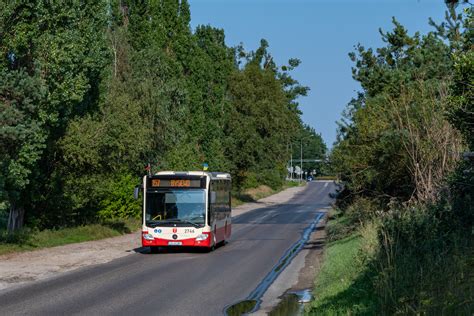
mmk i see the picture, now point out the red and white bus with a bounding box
[136,171,231,252]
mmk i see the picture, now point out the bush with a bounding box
[0,227,33,244]
[97,173,141,220]
[239,169,285,191]
[345,197,379,223]
[257,169,285,190]
[326,210,356,241]
[241,172,259,190]
[375,204,473,314]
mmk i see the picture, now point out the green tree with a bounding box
[291,124,327,177]
[0,1,109,229]
[0,68,46,232]
[226,40,309,189]
[332,18,463,204]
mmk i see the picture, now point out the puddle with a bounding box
[225,300,257,316]
[268,289,313,316]
[293,289,313,303]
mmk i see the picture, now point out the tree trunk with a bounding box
[7,203,25,233]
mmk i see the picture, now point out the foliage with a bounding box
[0,0,325,229]
[97,174,141,220]
[327,4,474,314]
[332,16,465,206]
[308,227,378,315]
[290,124,327,176]
[375,204,473,314]
[226,40,309,189]
[310,205,473,315]
[447,8,474,149]
[0,67,46,230]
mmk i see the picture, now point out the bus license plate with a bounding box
[168,241,182,246]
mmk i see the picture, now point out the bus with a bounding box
[135,171,232,252]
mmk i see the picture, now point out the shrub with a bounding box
[258,168,285,190]
[345,197,379,223]
[0,227,33,244]
[375,204,473,314]
[97,173,141,220]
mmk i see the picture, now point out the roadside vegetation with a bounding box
[310,2,473,314]
[308,210,378,315]
[232,181,304,206]
[0,218,140,256]
[0,2,326,237]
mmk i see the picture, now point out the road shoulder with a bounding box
[254,208,329,315]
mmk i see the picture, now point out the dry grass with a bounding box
[232,181,304,206]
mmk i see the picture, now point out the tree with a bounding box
[332,18,463,204]
[226,40,310,189]
[0,1,109,229]
[0,68,46,232]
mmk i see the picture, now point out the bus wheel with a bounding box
[209,230,217,252]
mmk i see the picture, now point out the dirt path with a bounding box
[0,185,306,292]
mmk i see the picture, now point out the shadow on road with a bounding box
[132,243,228,255]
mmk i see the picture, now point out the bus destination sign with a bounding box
[150,178,201,188]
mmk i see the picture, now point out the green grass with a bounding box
[325,210,357,242]
[307,221,379,315]
[0,218,141,256]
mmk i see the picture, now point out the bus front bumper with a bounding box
[142,234,212,248]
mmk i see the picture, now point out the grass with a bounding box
[307,214,379,315]
[308,205,474,315]
[0,218,141,256]
[232,181,304,206]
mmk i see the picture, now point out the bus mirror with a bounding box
[133,185,140,200]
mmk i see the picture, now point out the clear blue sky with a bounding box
[188,0,448,148]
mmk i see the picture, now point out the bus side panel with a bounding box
[209,178,232,245]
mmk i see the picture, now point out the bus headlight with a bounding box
[143,233,154,240]
[195,234,209,241]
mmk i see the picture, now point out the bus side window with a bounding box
[209,181,214,224]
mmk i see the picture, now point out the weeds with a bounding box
[309,202,474,315]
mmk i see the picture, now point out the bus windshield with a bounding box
[145,189,206,227]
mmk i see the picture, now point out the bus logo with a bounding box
[172,228,177,233]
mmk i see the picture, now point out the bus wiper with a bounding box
[147,219,200,228]
[169,219,201,228]
[146,220,163,227]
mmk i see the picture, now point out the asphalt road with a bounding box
[0,181,337,316]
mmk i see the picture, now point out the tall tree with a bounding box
[332,18,463,204]
[0,1,109,229]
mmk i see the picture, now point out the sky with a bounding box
[188,0,450,148]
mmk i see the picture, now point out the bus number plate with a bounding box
[168,241,182,246]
